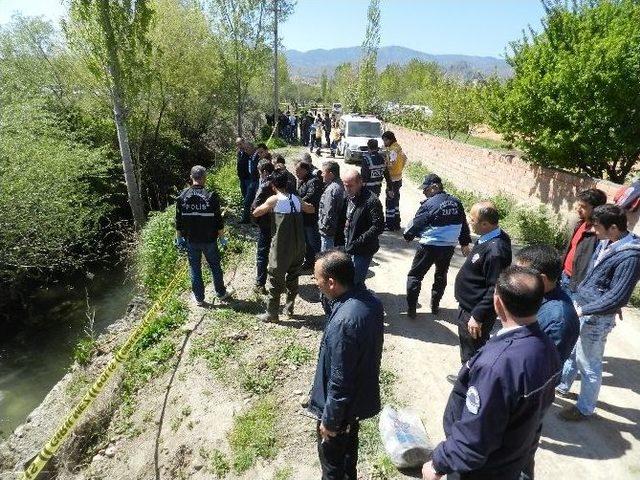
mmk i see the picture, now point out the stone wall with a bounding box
[388,123,640,233]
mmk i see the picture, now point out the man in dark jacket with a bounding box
[361,139,386,197]
[296,160,323,268]
[175,166,231,306]
[423,266,560,480]
[515,244,580,363]
[251,160,276,295]
[342,169,385,287]
[558,204,640,420]
[241,142,261,223]
[235,138,251,202]
[561,189,607,295]
[323,111,332,147]
[404,174,471,318]
[274,155,298,195]
[452,202,511,368]
[318,160,345,251]
[308,250,384,480]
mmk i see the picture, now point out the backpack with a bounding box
[614,180,640,212]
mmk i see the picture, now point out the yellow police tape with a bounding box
[21,266,187,480]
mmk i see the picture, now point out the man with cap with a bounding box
[404,174,471,318]
[176,165,231,306]
[422,266,560,480]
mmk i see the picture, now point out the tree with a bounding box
[429,78,483,140]
[357,0,380,113]
[320,70,328,102]
[67,0,150,229]
[487,0,640,182]
[332,62,358,112]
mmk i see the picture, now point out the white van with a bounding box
[337,114,384,164]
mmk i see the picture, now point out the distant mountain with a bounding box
[284,45,512,81]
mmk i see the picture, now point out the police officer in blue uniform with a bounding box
[361,139,386,197]
[404,174,472,317]
[422,266,561,480]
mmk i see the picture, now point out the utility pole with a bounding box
[273,0,279,135]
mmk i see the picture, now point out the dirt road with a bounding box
[322,150,640,479]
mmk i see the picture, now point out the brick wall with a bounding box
[388,123,640,234]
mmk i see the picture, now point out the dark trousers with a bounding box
[457,307,495,364]
[239,177,251,201]
[256,226,272,287]
[385,180,402,230]
[406,244,455,311]
[242,180,258,222]
[304,224,321,266]
[317,421,359,480]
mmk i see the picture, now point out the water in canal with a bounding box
[0,268,135,438]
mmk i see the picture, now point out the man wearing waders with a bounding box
[361,139,385,197]
[252,170,308,322]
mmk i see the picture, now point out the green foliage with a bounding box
[357,0,381,114]
[73,337,98,366]
[273,466,293,480]
[208,449,231,478]
[229,397,278,473]
[511,207,567,250]
[281,343,313,366]
[0,98,119,289]
[240,357,279,395]
[266,137,288,150]
[137,207,180,298]
[486,0,640,182]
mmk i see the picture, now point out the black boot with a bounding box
[407,303,417,319]
[431,298,440,315]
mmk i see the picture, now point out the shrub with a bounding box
[514,206,567,250]
[266,136,288,150]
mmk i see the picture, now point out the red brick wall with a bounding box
[388,123,640,234]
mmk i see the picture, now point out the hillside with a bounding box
[284,45,512,80]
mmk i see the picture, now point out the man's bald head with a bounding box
[469,200,500,235]
[342,169,362,197]
[495,265,544,322]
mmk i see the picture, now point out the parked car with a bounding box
[337,114,385,164]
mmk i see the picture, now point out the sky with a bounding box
[0,0,547,58]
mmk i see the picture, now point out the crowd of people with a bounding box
[173,132,640,480]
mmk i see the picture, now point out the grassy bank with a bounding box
[405,163,567,249]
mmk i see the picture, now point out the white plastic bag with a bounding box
[378,405,433,468]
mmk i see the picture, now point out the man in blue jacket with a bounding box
[514,244,580,363]
[404,174,471,317]
[558,204,640,421]
[422,266,560,480]
[308,250,384,480]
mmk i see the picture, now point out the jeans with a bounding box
[304,225,321,265]
[351,254,372,288]
[320,235,335,252]
[385,180,402,230]
[457,308,495,364]
[186,241,226,301]
[239,177,251,202]
[317,421,359,480]
[256,226,272,287]
[242,180,258,222]
[558,313,616,415]
[406,244,455,311]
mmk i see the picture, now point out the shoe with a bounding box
[430,302,440,315]
[217,287,233,302]
[446,374,458,385]
[558,405,590,422]
[555,387,570,399]
[257,312,279,323]
[191,293,207,307]
[407,307,417,319]
[284,299,295,317]
[253,285,267,296]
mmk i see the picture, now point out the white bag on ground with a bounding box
[378,405,433,468]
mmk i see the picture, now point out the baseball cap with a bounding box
[420,173,442,190]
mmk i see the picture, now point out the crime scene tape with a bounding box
[21,265,187,480]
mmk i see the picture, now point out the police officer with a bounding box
[452,201,512,369]
[422,266,560,480]
[361,139,385,197]
[404,174,471,318]
[175,165,231,307]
